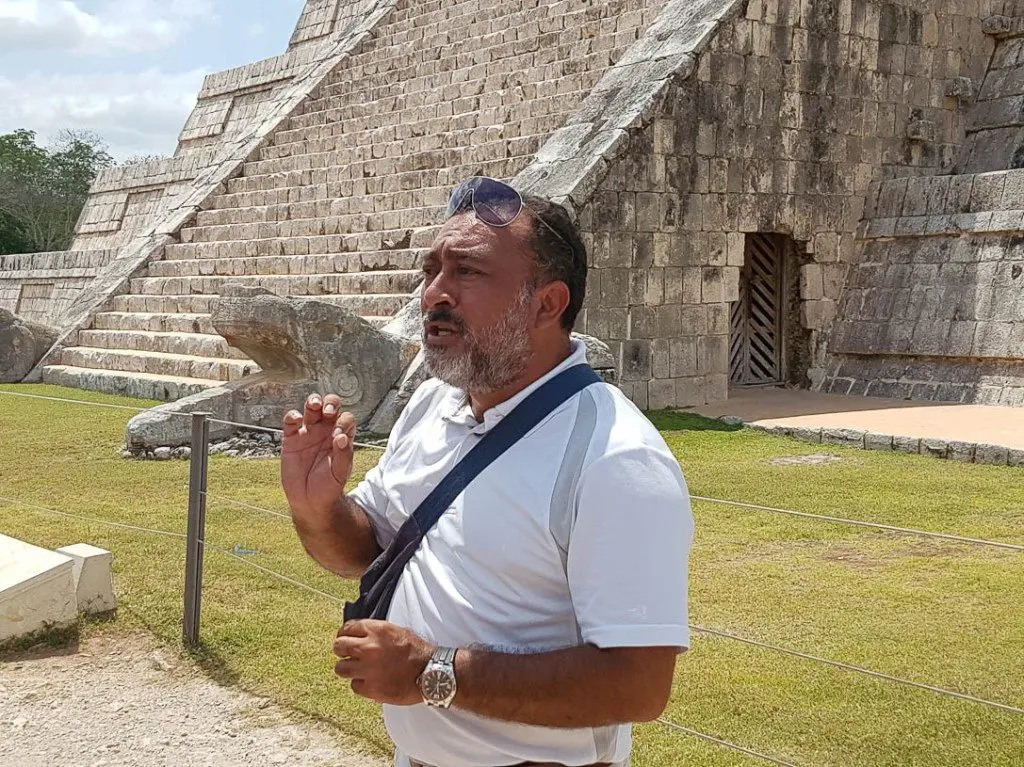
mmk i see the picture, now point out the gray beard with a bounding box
[422,286,534,395]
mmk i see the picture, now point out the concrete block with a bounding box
[920,438,949,459]
[974,443,1009,466]
[789,426,822,444]
[822,428,866,447]
[893,435,921,454]
[864,432,894,451]
[56,544,117,615]
[947,441,976,463]
[0,535,77,645]
[755,424,792,437]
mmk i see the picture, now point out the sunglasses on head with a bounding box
[444,176,570,247]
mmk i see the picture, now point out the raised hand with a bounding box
[281,393,356,517]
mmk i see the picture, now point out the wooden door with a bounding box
[729,234,785,386]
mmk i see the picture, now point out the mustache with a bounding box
[422,308,465,330]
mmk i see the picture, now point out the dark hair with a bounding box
[521,194,588,331]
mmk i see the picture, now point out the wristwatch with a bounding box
[417,646,458,708]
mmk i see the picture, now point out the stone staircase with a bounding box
[41,0,666,400]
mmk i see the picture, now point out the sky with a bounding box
[0,0,307,160]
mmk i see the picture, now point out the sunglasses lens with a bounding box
[470,177,522,226]
[444,178,479,219]
[444,176,522,226]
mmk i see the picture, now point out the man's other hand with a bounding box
[333,620,435,706]
[281,393,356,516]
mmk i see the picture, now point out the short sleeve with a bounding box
[567,446,694,650]
[349,380,442,550]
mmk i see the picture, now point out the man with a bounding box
[281,177,694,767]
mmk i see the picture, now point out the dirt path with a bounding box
[0,633,388,767]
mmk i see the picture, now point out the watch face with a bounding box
[422,669,455,701]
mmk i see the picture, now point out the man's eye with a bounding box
[456,267,477,276]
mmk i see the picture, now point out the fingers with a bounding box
[336,411,356,437]
[282,393,356,444]
[335,658,362,679]
[322,393,342,419]
[333,635,363,658]
[338,619,371,638]
[303,393,324,425]
[283,409,303,437]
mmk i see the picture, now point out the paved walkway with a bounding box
[694,388,1024,452]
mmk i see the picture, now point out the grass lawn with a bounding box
[1,383,1022,766]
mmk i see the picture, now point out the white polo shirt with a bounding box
[350,341,693,767]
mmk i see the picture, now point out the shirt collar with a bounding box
[440,340,590,434]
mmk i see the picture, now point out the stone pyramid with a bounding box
[3,0,1022,419]
[26,0,707,404]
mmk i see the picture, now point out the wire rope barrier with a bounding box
[203,492,291,521]
[4,387,1023,754]
[689,625,1024,715]
[655,718,800,767]
[137,481,1024,716]
[690,496,1024,552]
[2,388,1020,551]
[0,494,186,540]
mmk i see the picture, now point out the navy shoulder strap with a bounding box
[344,363,601,622]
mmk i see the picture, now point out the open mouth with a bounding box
[424,320,463,342]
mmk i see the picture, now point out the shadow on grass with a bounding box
[0,622,81,661]
[186,642,244,688]
[646,409,744,433]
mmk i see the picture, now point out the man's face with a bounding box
[420,212,538,394]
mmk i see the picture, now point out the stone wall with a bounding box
[0,250,118,325]
[822,168,1024,406]
[571,0,995,409]
[820,4,1024,407]
[954,7,1024,173]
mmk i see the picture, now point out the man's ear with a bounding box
[534,280,571,330]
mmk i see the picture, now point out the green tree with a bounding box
[0,128,114,255]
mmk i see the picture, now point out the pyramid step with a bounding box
[109,294,220,314]
[77,329,249,361]
[177,223,436,252]
[150,251,422,277]
[127,270,421,297]
[59,346,258,382]
[91,312,216,335]
[193,196,448,228]
[163,230,433,260]
[41,365,223,402]
[164,235,361,260]
[108,293,412,317]
[179,213,439,246]
[211,178,453,209]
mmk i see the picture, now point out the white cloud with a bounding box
[0,0,216,55]
[0,68,209,159]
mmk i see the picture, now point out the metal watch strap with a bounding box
[433,646,456,666]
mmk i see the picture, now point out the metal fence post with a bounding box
[184,411,211,646]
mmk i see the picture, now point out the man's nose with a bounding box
[422,272,454,310]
